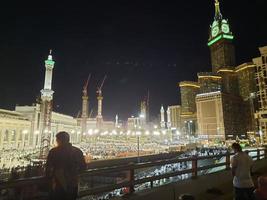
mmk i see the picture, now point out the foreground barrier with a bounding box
[0,148,266,199]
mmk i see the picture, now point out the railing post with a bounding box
[257,149,260,161]
[191,156,198,179]
[265,148,267,159]
[129,168,135,194]
[226,152,230,170]
[150,180,153,188]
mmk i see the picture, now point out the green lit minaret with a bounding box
[208,0,236,73]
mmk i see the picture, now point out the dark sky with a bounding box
[0,0,266,121]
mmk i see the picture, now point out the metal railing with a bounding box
[0,148,266,199]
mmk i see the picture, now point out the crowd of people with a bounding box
[0,149,39,181]
[0,132,266,200]
[77,141,168,160]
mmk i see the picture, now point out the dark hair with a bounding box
[56,131,70,143]
[232,142,242,152]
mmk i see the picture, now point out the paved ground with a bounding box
[197,167,267,200]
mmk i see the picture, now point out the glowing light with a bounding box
[153,131,160,136]
[71,130,75,134]
[176,131,181,135]
[179,83,200,88]
[154,125,158,129]
[139,114,145,118]
[145,131,150,135]
[34,130,40,135]
[94,129,99,134]
[198,75,221,79]
[235,65,255,72]
[136,131,142,136]
[207,34,234,46]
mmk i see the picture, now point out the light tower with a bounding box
[39,50,55,159]
[96,75,107,128]
[81,74,91,138]
[160,105,165,129]
[167,107,171,129]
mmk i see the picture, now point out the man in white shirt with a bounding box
[231,143,254,200]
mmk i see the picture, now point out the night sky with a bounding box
[0,0,266,121]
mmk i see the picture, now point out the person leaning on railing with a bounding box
[45,131,87,200]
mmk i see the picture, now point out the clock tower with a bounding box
[208,0,236,73]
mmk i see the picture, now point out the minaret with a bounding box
[167,107,171,129]
[39,50,55,158]
[160,105,165,129]
[96,91,103,120]
[81,75,90,137]
[96,76,106,128]
[115,114,119,128]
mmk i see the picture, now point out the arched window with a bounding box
[4,130,8,141]
[12,130,16,141]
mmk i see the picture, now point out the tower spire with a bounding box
[214,0,222,20]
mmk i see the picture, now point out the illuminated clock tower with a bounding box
[208,0,235,73]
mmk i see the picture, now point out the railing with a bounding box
[0,148,266,200]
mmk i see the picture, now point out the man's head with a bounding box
[231,142,242,153]
[56,131,70,146]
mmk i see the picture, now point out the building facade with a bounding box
[168,105,181,131]
[0,109,31,150]
[254,46,267,143]
[198,72,222,93]
[196,91,246,141]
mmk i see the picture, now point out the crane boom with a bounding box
[83,74,91,90]
[97,75,107,94]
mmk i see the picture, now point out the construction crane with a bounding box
[83,74,91,96]
[96,75,107,97]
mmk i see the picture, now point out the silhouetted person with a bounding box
[231,143,254,200]
[46,131,86,200]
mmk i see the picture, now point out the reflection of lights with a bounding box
[71,130,75,134]
[88,129,93,135]
[162,130,167,135]
[127,130,131,135]
[44,129,48,133]
[176,131,181,135]
[154,125,158,129]
[120,131,123,135]
[190,120,193,123]
[139,114,145,118]
[145,131,150,135]
[82,132,86,136]
[34,130,40,135]
[77,131,81,135]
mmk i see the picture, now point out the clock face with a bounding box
[222,24,230,33]
[212,26,219,37]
